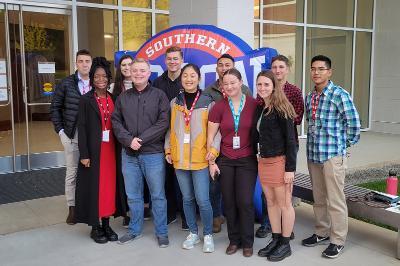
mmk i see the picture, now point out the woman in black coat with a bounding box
[75,57,126,244]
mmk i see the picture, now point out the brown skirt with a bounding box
[258,155,286,187]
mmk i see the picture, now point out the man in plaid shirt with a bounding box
[302,55,360,259]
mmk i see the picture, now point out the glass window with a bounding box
[263,0,304,23]
[122,11,151,51]
[254,0,260,19]
[156,14,169,34]
[262,24,303,86]
[156,0,169,10]
[354,32,372,128]
[77,7,119,73]
[78,0,117,4]
[305,28,353,94]
[357,0,373,29]
[254,22,260,49]
[307,0,354,27]
[122,0,151,8]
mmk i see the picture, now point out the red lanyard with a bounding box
[183,91,200,127]
[95,92,110,130]
[311,92,321,121]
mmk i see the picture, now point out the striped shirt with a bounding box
[305,81,360,163]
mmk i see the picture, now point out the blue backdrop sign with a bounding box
[115,24,278,94]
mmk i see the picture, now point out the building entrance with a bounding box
[0,3,71,173]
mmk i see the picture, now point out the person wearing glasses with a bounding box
[75,57,125,244]
[301,55,360,258]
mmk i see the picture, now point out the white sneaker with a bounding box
[203,234,214,253]
[182,232,200,249]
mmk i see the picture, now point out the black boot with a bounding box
[258,233,281,257]
[102,217,118,241]
[267,236,292,262]
[90,225,108,244]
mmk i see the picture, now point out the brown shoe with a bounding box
[243,248,253,257]
[66,206,76,225]
[226,244,239,255]
[212,216,225,233]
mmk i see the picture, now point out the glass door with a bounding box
[0,4,16,172]
[0,4,72,173]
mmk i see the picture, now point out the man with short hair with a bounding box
[50,49,92,225]
[153,46,183,100]
[204,53,251,102]
[203,53,251,234]
[302,55,360,259]
[153,46,187,229]
[112,58,170,248]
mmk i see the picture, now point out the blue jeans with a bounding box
[210,178,222,218]
[175,168,213,236]
[122,151,168,237]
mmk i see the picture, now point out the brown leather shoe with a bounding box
[212,216,225,233]
[66,206,76,225]
[243,248,253,257]
[226,244,239,255]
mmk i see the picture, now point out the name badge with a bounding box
[233,136,240,149]
[184,133,190,144]
[102,130,110,142]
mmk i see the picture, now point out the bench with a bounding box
[293,172,400,259]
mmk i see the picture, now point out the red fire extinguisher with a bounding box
[386,170,398,196]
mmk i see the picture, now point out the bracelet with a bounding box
[209,162,215,166]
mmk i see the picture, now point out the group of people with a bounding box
[50,46,360,262]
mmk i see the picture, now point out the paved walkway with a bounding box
[0,199,398,266]
[0,131,399,265]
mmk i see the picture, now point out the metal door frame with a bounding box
[0,3,71,173]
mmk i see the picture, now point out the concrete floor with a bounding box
[0,131,400,265]
[0,198,398,266]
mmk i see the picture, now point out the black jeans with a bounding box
[165,162,184,221]
[218,154,257,248]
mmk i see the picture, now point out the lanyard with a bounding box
[95,92,110,130]
[228,94,245,135]
[183,90,201,127]
[311,92,321,121]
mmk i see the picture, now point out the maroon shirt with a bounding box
[209,96,257,159]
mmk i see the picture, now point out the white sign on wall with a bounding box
[0,88,8,102]
[38,62,56,74]
[0,59,6,74]
[0,74,7,88]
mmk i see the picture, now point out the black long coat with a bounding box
[75,89,127,226]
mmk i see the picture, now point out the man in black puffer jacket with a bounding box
[50,49,92,225]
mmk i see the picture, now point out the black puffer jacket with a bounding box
[50,71,81,139]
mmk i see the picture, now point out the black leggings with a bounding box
[218,154,257,248]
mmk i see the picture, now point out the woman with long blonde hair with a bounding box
[255,70,297,261]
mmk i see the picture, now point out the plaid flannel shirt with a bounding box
[306,81,360,163]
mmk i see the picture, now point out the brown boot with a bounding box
[66,206,76,225]
[212,216,225,233]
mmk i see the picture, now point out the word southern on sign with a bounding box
[115,24,278,95]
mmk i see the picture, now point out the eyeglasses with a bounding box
[94,75,108,81]
[311,67,330,73]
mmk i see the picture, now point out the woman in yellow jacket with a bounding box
[165,63,220,253]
